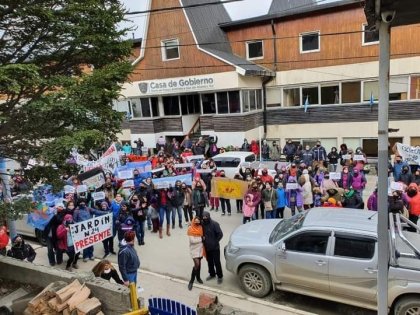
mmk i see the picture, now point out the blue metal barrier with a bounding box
[148,297,197,315]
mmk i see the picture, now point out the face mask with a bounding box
[265,185,270,189]
[68,206,75,210]
[408,189,417,197]
[262,171,267,175]
[306,147,310,150]
[103,268,111,274]
[353,172,359,177]
[316,144,320,147]
[403,169,408,174]
[202,218,209,224]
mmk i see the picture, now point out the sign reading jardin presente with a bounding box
[139,76,215,94]
[70,214,113,253]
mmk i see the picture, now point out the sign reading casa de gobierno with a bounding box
[138,76,215,94]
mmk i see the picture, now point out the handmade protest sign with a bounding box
[286,183,299,190]
[92,191,106,201]
[211,178,248,199]
[341,154,351,160]
[353,155,365,161]
[390,181,404,192]
[396,143,420,165]
[70,214,113,253]
[64,185,75,195]
[78,168,106,189]
[118,169,134,180]
[329,172,341,180]
[76,185,88,194]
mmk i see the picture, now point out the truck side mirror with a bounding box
[280,242,286,252]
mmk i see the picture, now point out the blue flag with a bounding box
[304,96,309,113]
[369,91,374,106]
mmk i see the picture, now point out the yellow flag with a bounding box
[211,177,249,199]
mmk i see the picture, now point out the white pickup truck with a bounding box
[225,208,420,315]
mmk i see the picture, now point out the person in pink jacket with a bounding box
[56,214,80,271]
[242,194,256,224]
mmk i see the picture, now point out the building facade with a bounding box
[115,0,420,155]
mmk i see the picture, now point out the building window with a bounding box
[321,85,339,105]
[283,88,300,107]
[217,92,229,114]
[302,86,319,105]
[342,81,361,104]
[300,31,320,53]
[151,97,159,117]
[229,91,241,113]
[161,39,180,61]
[246,41,264,60]
[163,96,180,116]
[363,81,379,101]
[242,90,250,113]
[267,87,281,107]
[362,24,379,45]
[256,90,263,110]
[140,98,151,117]
[202,93,216,114]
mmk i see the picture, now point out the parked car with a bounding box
[15,214,47,246]
[225,208,420,314]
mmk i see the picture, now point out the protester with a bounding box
[275,183,287,218]
[43,203,66,266]
[342,187,364,209]
[202,211,223,284]
[187,217,204,290]
[73,199,95,262]
[168,180,184,229]
[283,139,296,163]
[92,259,124,285]
[242,194,256,224]
[367,188,378,211]
[312,140,327,168]
[56,214,80,271]
[118,231,141,287]
[261,182,277,219]
[407,183,420,231]
[7,235,36,262]
[219,171,231,216]
[327,147,339,172]
[192,180,206,219]
[0,226,9,256]
[131,195,147,246]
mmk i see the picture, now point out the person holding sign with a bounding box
[285,177,303,216]
[131,196,147,246]
[56,214,80,272]
[73,199,95,262]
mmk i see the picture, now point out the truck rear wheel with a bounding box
[238,264,272,298]
[394,295,420,315]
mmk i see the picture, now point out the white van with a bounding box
[211,152,257,178]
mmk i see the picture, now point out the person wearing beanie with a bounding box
[43,203,66,266]
[202,211,223,284]
[187,217,204,290]
[7,235,36,262]
[118,231,141,286]
[94,201,114,259]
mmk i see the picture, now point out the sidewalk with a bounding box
[30,244,316,315]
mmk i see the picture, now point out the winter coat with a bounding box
[408,184,420,216]
[241,142,250,152]
[276,188,287,208]
[168,187,185,208]
[73,206,92,222]
[202,215,223,251]
[350,173,366,191]
[192,188,206,209]
[367,192,378,211]
[283,143,296,157]
[302,174,313,205]
[327,152,340,164]
[393,161,410,181]
[243,196,256,217]
[56,225,69,251]
[301,150,314,166]
[245,189,261,207]
[110,200,122,219]
[339,172,352,189]
[312,146,327,161]
[285,184,303,208]
[261,188,278,211]
[250,141,259,156]
[342,191,364,209]
[397,172,414,186]
[388,196,404,214]
[118,243,140,281]
[7,239,36,262]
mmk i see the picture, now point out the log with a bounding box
[67,286,91,311]
[28,281,67,310]
[95,312,104,315]
[76,298,101,315]
[63,308,70,315]
[56,280,82,304]
[48,297,58,310]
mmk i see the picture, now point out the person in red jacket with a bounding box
[250,140,259,157]
[407,183,420,232]
[260,168,273,184]
[56,214,80,271]
[0,226,9,256]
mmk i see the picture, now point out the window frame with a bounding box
[362,24,379,46]
[299,31,320,54]
[284,231,331,255]
[333,234,377,260]
[246,40,264,60]
[161,38,180,61]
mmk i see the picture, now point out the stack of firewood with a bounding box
[24,280,103,315]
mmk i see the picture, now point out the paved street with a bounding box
[26,176,378,315]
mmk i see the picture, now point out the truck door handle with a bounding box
[315,260,326,266]
[364,268,378,274]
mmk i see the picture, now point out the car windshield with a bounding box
[269,211,307,243]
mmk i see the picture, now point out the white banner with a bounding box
[64,185,75,195]
[118,169,134,180]
[341,154,351,160]
[73,144,120,173]
[174,163,193,169]
[70,214,113,253]
[123,180,134,188]
[397,143,420,165]
[286,183,299,190]
[76,185,87,194]
[81,173,105,189]
[353,155,365,161]
[92,191,106,201]
[329,172,341,180]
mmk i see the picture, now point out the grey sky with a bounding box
[121,0,337,39]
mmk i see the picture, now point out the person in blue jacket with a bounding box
[118,231,140,286]
[276,183,287,218]
[73,199,94,262]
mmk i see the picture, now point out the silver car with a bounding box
[225,208,420,314]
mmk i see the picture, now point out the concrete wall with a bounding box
[0,256,131,315]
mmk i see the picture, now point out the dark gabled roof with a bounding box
[181,0,274,77]
[269,0,316,15]
[220,0,361,29]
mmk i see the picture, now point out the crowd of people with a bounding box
[2,135,420,291]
